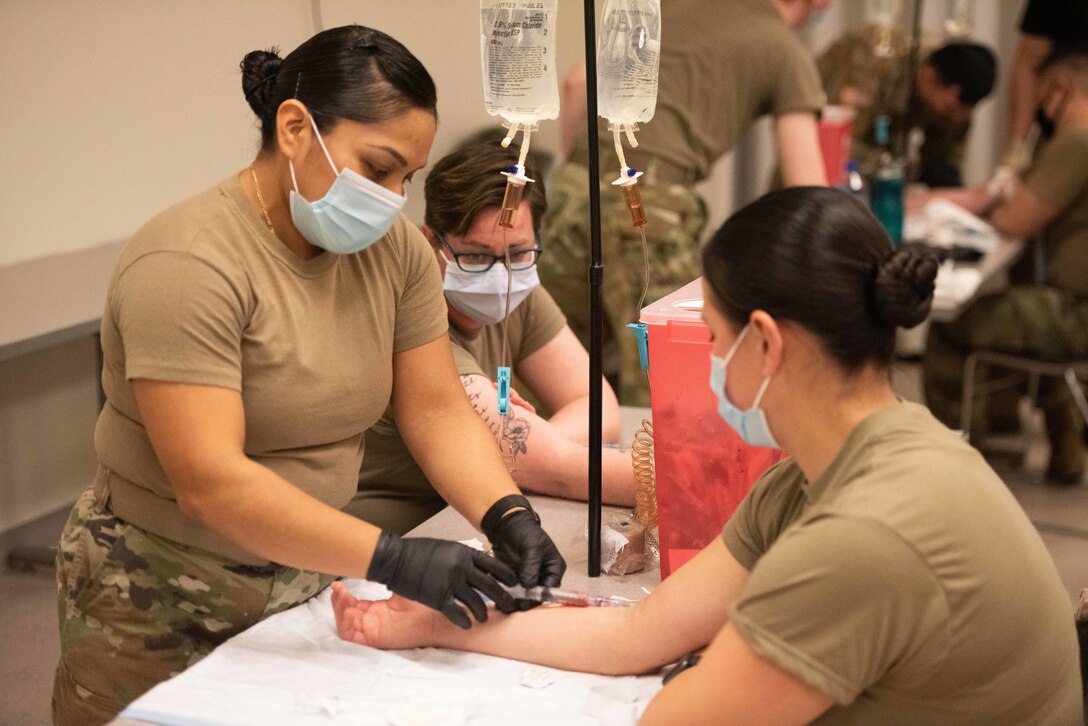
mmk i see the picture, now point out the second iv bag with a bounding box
[480,0,560,125]
[597,0,661,129]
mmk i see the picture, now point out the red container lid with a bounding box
[639,277,704,326]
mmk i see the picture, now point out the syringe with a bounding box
[501,583,637,608]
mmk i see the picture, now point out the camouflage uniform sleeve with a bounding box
[817,33,886,178]
[818,36,855,107]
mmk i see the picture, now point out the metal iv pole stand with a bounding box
[583,0,603,577]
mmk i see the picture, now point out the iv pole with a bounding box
[583,0,603,577]
[901,0,924,158]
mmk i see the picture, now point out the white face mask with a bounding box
[441,254,540,326]
[288,111,407,254]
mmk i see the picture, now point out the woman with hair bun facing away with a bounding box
[333,187,1082,724]
[52,26,564,725]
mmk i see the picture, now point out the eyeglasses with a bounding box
[437,233,543,273]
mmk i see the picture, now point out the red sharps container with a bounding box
[640,278,784,578]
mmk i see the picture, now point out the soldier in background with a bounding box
[1007,0,1088,163]
[922,46,1088,484]
[539,0,829,405]
[819,28,997,188]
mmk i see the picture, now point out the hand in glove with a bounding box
[366,531,516,629]
[482,495,566,609]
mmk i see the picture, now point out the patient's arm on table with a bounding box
[918,177,1059,238]
[333,541,832,724]
[333,538,748,676]
[460,373,635,506]
[920,186,994,217]
[517,325,621,445]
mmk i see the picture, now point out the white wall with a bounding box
[0,1,318,268]
[0,0,591,269]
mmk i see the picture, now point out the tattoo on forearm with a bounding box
[463,377,531,464]
[501,414,530,458]
[465,387,497,433]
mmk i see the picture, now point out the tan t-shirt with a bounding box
[1023,127,1088,296]
[349,286,567,534]
[576,0,823,183]
[94,174,448,564]
[722,402,1081,724]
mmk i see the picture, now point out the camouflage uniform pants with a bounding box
[923,286,1088,438]
[538,162,708,406]
[52,471,336,726]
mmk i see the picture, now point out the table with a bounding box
[113,495,662,726]
[928,237,1026,323]
[0,241,123,365]
[410,495,659,602]
[113,407,659,725]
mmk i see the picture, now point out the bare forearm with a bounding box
[515,443,635,507]
[928,186,994,217]
[458,376,634,505]
[548,390,621,444]
[434,605,663,675]
[184,459,380,577]
[777,112,828,187]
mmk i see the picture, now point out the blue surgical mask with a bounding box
[708,324,781,449]
[441,252,540,326]
[288,111,407,254]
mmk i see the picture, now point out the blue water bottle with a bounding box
[870,115,904,244]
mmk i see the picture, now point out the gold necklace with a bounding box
[249,166,275,234]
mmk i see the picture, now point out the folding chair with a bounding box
[959,350,1088,445]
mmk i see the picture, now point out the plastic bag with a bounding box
[480,0,559,125]
[575,511,659,576]
[596,0,661,128]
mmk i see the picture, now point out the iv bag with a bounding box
[944,0,973,37]
[480,0,559,125]
[596,0,661,127]
[866,0,903,27]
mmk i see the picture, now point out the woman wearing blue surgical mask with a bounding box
[52,26,563,726]
[345,142,636,536]
[332,187,1082,724]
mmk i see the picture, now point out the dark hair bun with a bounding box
[872,244,939,329]
[240,48,283,117]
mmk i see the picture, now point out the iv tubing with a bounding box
[613,126,628,170]
[518,126,532,168]
[635,225,651,316]
[497,226,517,474]
[631,419,657,529]
[501,122,519,148]
[499,124,533,229]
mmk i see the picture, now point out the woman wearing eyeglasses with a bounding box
[52,27,564,726]
[344,141,636,536]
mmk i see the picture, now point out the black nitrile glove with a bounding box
[366,531,516,629]
[482,496,566,606]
